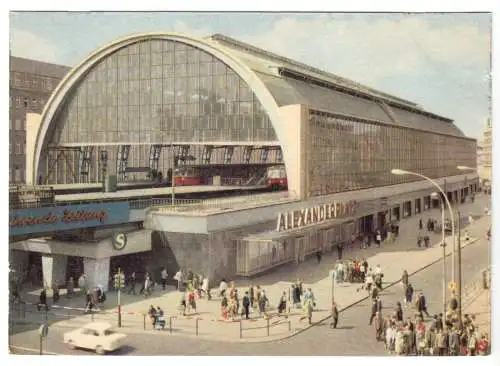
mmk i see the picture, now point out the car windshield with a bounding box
[104,330,114,336]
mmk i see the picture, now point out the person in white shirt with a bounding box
[364,272,374,293]
[219,278,228,297]
[161,268,168,290]
[173,270,183,291]
[201,276,210,299]
[375,264,383,275]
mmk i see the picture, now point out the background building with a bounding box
[9,56,70,184]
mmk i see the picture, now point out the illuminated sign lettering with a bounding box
[9,202,130,237]
[9,209,107,229]
[276,200,357,232]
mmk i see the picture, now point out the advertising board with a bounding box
[9,202,131,237]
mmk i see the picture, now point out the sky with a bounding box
[9,12,492,140]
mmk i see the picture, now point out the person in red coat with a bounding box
[477,333,489,355]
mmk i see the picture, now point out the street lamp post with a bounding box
[456,165,478,325]
[431,192,447,319]
[171,144,176,205]
[391,169,456,282]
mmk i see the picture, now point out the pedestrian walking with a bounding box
[330,301,339,329]
[174,269,183,291]
[242,291,250,319]
[52,283,60,304]
[375,230,382,247]
[405,283,414,306]
[374,312,384,341]
[37,288,48,311]
[315,249,322,264]
[127,272,137,295]
[160,267,168,290]
[395,302,403,322]
[416,292,430,318]
[337,242,344,260]
[277,291,287,315]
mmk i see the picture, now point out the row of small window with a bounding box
[10,96,46,109]
[9,142,26,155]
[88,56,231,83]
[10,119,25,131]
[67,103,261,122]
[11,72,56,91]
[114,41,211,58]
[77,74,252,102]
[9,166,24,183]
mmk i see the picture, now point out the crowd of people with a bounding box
[365,269,490,356]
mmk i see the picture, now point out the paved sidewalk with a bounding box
[12,194,491,343]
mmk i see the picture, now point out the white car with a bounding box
[63,322,127,354]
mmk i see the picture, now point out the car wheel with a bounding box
[67,340,76,349]
[96,345,105,355]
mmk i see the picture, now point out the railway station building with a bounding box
[13,32,478,288]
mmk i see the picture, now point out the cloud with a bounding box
[239,15,490,88]
[171,20,213,38]
[10,28,61,64]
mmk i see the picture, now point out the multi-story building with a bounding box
[9,56,70,184]
[480,118,492,182]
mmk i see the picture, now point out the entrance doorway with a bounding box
[66,256,84,284]
[403,201,412,217]
[415,199,421,214]
[359,215,374,234]
[27,253,43,286]
[377,211,389,229]
[392,206,400,221]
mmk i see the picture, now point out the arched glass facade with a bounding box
[51,39,276,145]
[308,110,477,196]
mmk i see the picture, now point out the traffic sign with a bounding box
[114,271,126,289]
[448,281,456,291]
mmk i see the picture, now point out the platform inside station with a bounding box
[54,184,267,202]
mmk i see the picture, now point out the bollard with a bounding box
[266,317,270,336]
[288,319,291,332]
[143,314,146,330]
[239,319,243,339]
[169,316,173,335]
[196,317,199,336]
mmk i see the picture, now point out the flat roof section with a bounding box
[54,185,266,202]
[153,191,297,216]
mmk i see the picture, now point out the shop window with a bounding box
[14,166,21,182]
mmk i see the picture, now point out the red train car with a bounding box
[266,165,287,190]
[174,167,202,186]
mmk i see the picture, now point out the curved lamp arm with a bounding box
[391,169,456,248]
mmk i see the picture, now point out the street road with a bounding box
[10,235,489,356]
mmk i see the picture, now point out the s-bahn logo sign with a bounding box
[112,232,128,251]
[9,202,130,237]
[276,200,358,232]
